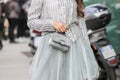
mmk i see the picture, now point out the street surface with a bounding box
[0,39,32,80]
[0,38,120,80]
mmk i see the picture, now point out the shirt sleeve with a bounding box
[27,0,55,32]
[78,17,90,46]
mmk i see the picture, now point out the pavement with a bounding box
[0,39,33,80]
[0,38,120,80]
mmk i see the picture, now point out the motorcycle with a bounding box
[85,3,118,80]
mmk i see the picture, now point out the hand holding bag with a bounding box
[49,32,71,52]
[48,22,77,52]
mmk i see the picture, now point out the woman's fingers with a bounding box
[60,25,66,32]
[63,25,67,31]
[53,21,67,32]
[58,25,67,32]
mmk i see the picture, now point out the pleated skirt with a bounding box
[30,34,99,80]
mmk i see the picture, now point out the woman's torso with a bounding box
[41,0,78,26]
[42,0,83,41]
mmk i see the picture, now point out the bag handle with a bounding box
[55,21,78,34]
[66,22,78,29]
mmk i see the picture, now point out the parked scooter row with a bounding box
[29,3,120,80]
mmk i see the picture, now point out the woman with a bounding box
[27,0,100,80]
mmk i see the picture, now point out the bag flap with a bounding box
[52,33,71,46]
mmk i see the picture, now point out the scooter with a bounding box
[85,3,118,80]
[29,29,42,55]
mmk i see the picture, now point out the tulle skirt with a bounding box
[30,34,99,80]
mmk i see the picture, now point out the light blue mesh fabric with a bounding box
[30,34,99,80]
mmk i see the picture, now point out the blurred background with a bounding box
[0,0,120,80]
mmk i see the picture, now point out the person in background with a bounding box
[17,7,27,42]
[0,1,5,49]
[17,0,28,42]
[4,0,20,43]
[27,0,100,80]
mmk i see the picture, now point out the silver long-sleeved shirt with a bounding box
[27,0,89,43]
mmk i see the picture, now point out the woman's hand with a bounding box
[53,21,67,33]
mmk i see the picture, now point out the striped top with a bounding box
[27,0,89,43]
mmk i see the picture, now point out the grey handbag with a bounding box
[48,22,78,52]
[49,32,71,52]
